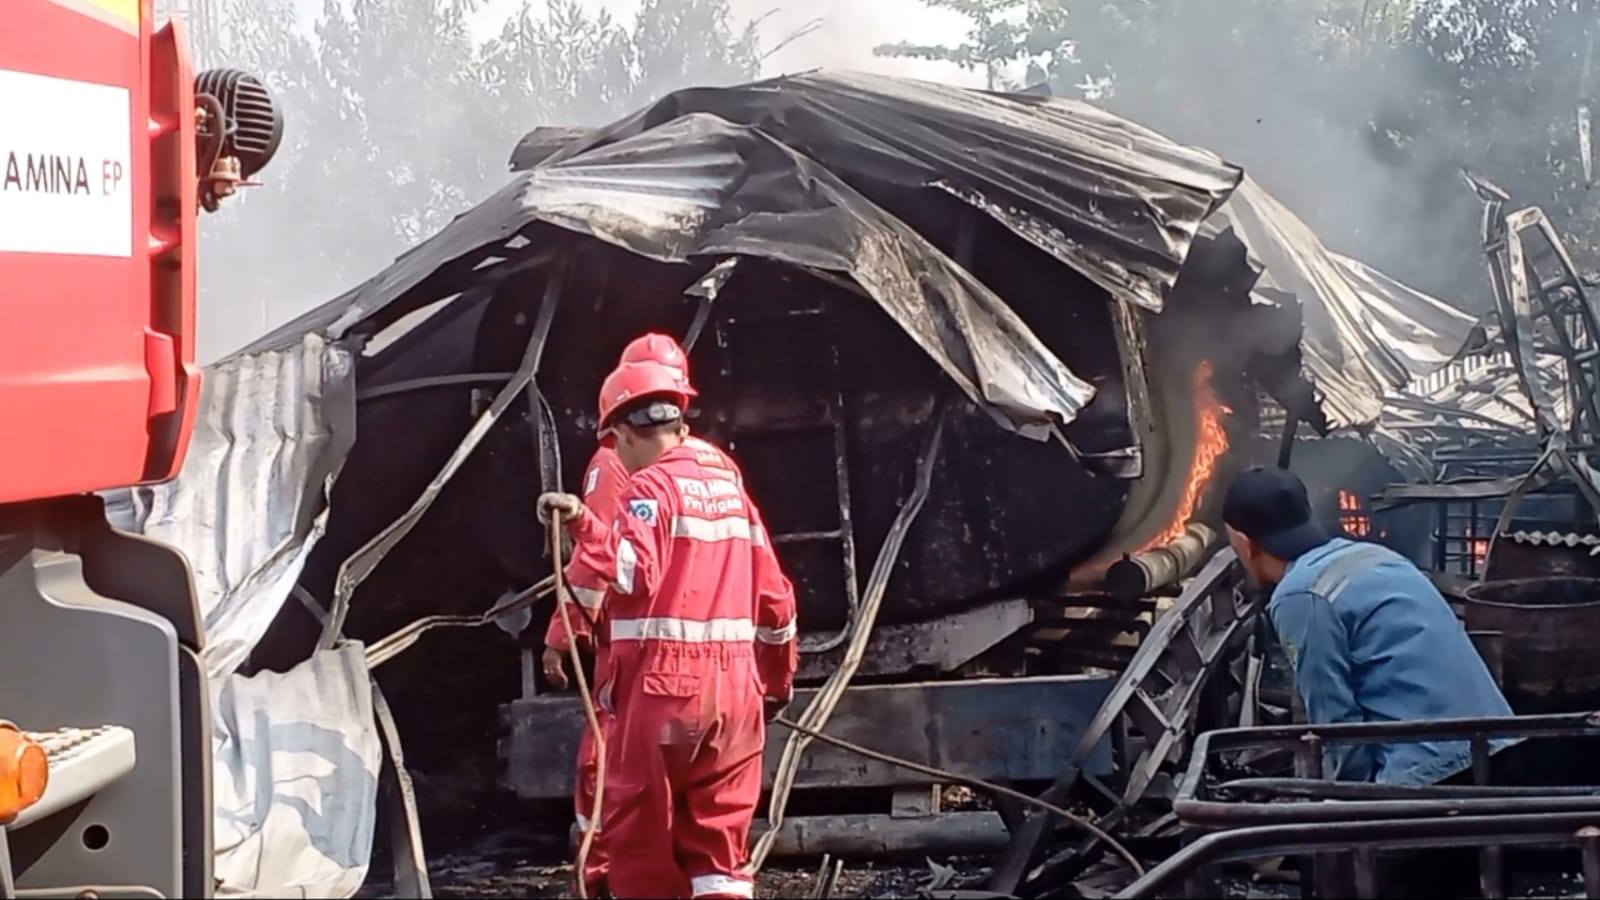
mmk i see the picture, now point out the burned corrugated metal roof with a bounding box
[516,70,1245,315]
[106,333,358,679]
[509,73,1481,434]
[1206,177,1484,431]
[247,111,1096,436]
[1373,352,1560,460]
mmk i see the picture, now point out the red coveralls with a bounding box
[544,446,630,892]
[567,439,798,899]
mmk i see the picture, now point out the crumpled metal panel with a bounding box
[518,70,1245,314]
[522,113,1096,434]
[103,333,358,678]
[1208,177,1483,430]
[1372,352,1565,462]
[254,110,1097,436]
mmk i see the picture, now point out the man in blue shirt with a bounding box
[1221,466,1515,785]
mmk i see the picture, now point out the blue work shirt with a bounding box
[1270,537,1515,785]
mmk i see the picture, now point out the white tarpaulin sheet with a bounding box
[211,644,381,898]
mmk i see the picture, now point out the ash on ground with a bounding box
[358,829,990,898]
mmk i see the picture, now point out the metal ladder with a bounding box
[713,300,861,652]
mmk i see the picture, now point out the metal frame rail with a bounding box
[1115,811,1600,899]
[1130,712,1600,899]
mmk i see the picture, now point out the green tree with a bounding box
[879,0,1599,310]
[192,0,761,360]
[626,0,760,107]
[873,0,1030,90]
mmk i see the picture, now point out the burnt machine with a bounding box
[175,73,1483,859]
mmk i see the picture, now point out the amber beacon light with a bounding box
[0,722,48,823]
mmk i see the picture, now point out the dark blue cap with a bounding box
[1222,466,1330,560]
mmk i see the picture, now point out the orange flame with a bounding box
[1466,528,1489,565]
[1142,360,1232,550]
[1338,489,1371,537]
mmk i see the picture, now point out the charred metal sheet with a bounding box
[1208,178,1482,431]
[499,675,1115,801]
[319,270,563,648]
[519,74,1479,435]
[518,71,1245,314]
[258,111,1096,438]
[102,333,358,679]
[794,598,1034,682]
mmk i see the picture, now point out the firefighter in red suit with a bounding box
[540,359,798,900]
[541,333,709,896]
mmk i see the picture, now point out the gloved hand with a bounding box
[538,492,584,525]
[763,695,790,724]
[542,645,569,689]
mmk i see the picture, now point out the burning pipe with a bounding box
[1105,522,1219,602]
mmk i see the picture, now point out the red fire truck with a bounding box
[0,1,280,895]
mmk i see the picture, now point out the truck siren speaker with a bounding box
[194,68,283,178]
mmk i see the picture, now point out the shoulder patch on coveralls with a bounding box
[628,498,660,526]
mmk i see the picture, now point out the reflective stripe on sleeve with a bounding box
[756,621,797,644]
[611,617,757,643]
[616,538,638,593]
[569,585,605,610]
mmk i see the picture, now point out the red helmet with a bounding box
[619,333,691,389]
[597,360,697,435]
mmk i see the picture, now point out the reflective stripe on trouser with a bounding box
[691,873,755,898]
[601,667,765,899]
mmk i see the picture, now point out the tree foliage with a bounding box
[193,0,761,359]
[873,0,1029,89]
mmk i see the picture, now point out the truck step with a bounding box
[6,725,136,830]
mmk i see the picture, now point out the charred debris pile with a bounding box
[109,70,1551,896]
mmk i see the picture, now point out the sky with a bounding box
[282,0,985,86]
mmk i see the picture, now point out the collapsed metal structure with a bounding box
[99,71,1540,896]
[1040,174,1600,900]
